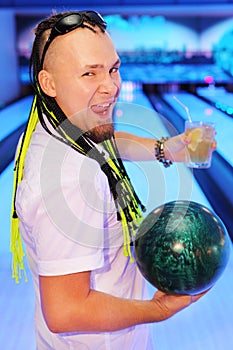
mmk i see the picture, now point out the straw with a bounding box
[173,95,192,122]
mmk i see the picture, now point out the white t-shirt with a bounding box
[16,122,154,349]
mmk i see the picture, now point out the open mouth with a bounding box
[91,102,113,117]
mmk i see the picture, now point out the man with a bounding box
[11,10,210,349]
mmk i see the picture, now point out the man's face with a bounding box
[39,26,121,143]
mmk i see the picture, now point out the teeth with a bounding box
[97,103,111,108]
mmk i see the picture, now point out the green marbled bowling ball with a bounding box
[135,200,231,295]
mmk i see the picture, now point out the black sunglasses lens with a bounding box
[83,11,107,28]
[55,12,106,34]
[55,13,83,34]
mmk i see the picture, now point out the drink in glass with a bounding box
[185,121,215,168]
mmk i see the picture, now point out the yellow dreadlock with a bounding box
[103,141,144,261]
[10,96,39,283]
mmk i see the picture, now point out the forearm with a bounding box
[114,131,156,161]
[40,269,203,334]
[115,131,190,163]
[44,288,168,334]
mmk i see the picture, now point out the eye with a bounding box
[110,67,119,74]
[82,71,95,77]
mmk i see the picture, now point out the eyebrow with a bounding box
[84,58,121,69]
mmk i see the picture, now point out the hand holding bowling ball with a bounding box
[149,289,207,322]
[135,200,231,295]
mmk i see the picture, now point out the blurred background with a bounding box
[0,1,233,349]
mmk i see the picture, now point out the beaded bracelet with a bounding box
[154,137,173,168]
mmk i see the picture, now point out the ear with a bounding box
[38,70,56,97]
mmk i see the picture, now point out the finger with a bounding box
[212,140,217,150]
[181,134,191,144]
[190,289,209,303]
[154,290,166,298]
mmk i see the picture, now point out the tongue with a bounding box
[91,105,108,114]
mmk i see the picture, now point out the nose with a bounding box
[99,73,121,96]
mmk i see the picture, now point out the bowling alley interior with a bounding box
[0,0,233,349]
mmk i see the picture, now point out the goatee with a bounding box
[85,123,114,143]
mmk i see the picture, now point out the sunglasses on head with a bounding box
[40,11,107,69]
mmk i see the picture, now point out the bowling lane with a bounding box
[197,86,233,114]
[0,161,36,350]
[0,95,33,142]
[0,96,34,173]
[162,90,233,166]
